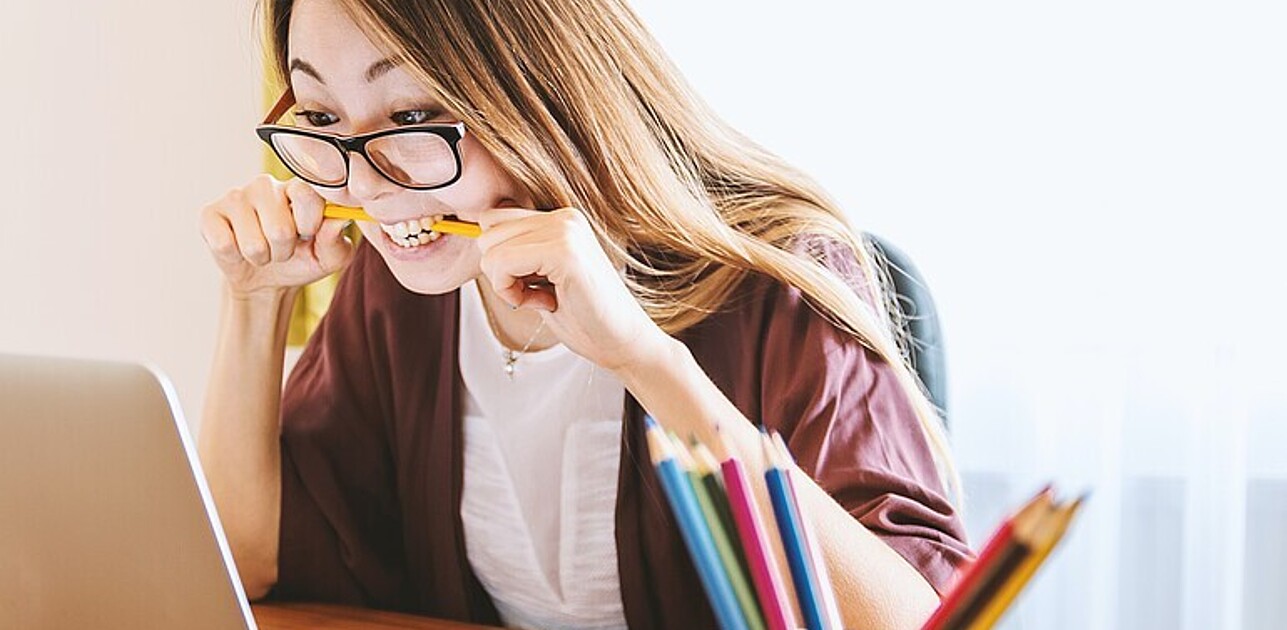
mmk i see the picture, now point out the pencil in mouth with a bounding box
[323,204,482,243]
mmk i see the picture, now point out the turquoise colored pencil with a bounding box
[645,418,749,630]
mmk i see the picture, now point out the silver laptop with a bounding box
[0,354,256,629]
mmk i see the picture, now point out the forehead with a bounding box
[287,0,397,86]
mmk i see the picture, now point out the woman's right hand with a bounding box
[200,174,356,298]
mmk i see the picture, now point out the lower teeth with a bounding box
[399,231,439,248]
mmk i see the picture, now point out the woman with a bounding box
[197,0,971,628]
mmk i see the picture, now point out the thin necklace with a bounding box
[477,282,547,379]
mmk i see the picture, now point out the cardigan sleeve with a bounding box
[757,243,973,596]
[267,245,407,607]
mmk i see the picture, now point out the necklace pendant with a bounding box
[503,351,517,379]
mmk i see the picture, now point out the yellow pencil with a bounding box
[323,204,482,238]
[965,495,1086,630]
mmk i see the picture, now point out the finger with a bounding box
[476,206,542,232]
[480,239,563,307]
[515,283,558,313]
[483,261,531,309]
[284,178,325,241]
[244,182,298,264]
[223,194,273,266]
[199,204,245,267]
[475,208,577,255]
[490,275,557,312]
[313,218,356,273]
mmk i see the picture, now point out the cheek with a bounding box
[355,223,381,244]
[423,137,522,212]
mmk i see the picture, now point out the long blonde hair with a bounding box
[262,0,960,499]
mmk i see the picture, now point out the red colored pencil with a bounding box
[921,487,1053,630]
[721,456,795,630]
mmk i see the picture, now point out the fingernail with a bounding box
[299,233,313,241]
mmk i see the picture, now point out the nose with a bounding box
[344,151,399,204]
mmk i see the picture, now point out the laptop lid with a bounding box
[0,354,256,629]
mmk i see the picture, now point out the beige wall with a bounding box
[0,1,262,428]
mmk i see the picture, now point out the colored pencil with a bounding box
[645,419,749,630]
[965,495,1086,630]
[720,453,797,630]
[922,487,1056,630]
[323,203,482,238]
[691,442,743,563]
[763,431,829,630]
[771,433,843,630]
[688,441,767,630]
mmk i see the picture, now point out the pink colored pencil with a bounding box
[721,456,795,630]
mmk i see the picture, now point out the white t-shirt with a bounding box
[457,280,628,630]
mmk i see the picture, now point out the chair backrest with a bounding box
[863,234,948,425]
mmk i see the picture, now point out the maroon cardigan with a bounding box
[268,241,971,628]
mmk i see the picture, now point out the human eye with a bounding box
[390,109,443,125]
[293,110,339,128]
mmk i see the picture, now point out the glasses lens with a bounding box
[367,132,457,188]
[271,133,346,186]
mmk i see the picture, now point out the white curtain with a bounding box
[636,0,1287,627]
[953,341,1287,629]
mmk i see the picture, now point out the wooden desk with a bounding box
[252,602,499,629]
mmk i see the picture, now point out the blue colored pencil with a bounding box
[771,432,843,629]
[645,417,750,630]
[763,430,829,630]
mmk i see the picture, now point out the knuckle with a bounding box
[284,176,310,196]
[241,241,267,259]
[558,207,586,225]
[265,225,295,245]
[557,209,591,238]
[251,173,277,190]
[205,235,232,255]
[227,187,248,205]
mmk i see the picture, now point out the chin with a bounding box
[386,267,472,295]
[362,225,477,295]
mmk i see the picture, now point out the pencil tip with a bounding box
[759,432,777,468]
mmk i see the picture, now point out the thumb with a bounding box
[314,218,357,273]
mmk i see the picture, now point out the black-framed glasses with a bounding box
[255,88,466,190]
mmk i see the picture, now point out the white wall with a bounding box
[0,0,261,422]
[632,0,1286,365]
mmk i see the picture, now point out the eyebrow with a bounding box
[288,57,402,85]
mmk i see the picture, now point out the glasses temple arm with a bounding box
[262,87,296,126]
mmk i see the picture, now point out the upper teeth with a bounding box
[380,215,444,246]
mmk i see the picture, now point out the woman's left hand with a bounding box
[475,206,672,375]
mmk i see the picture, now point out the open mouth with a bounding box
[378,214,457,248]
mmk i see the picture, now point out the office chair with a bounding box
[863,234,948,425]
